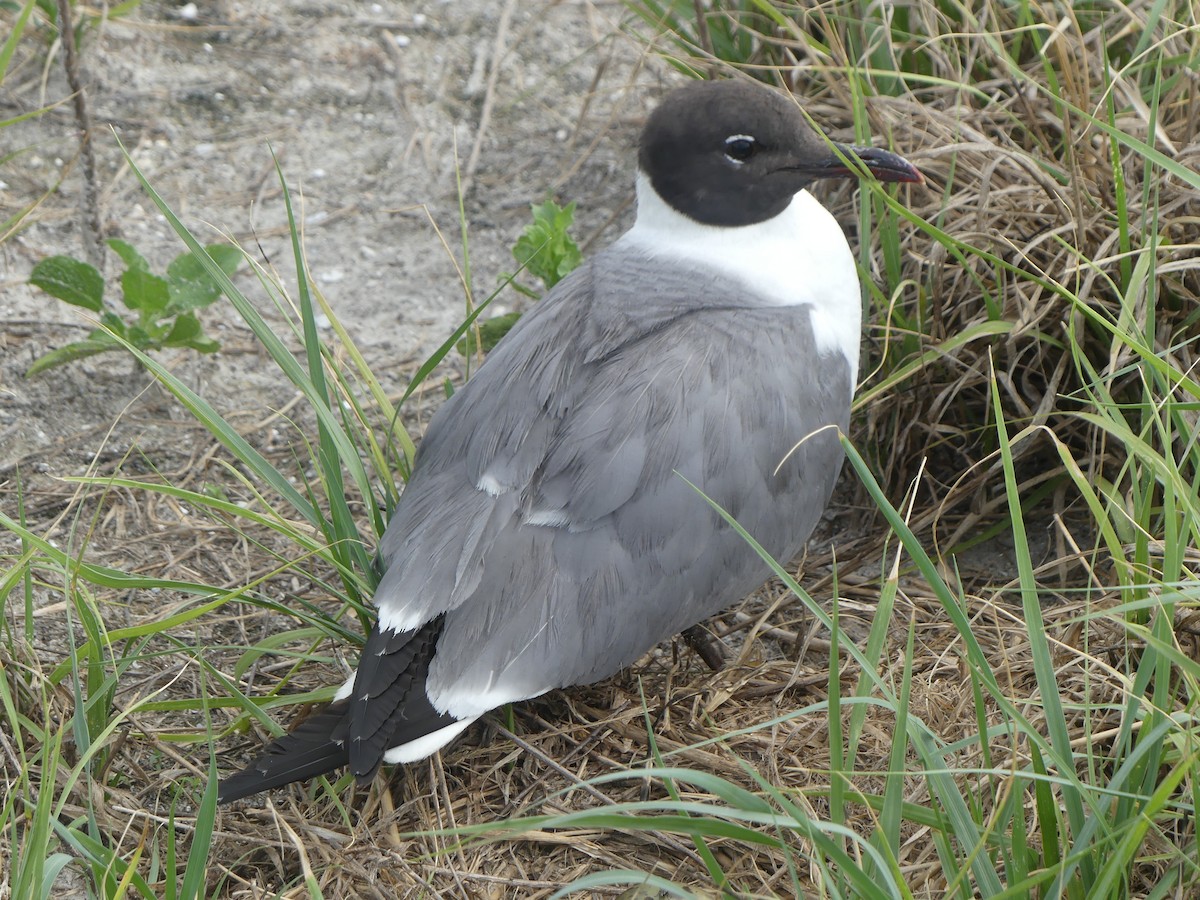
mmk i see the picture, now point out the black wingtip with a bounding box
[217,701,352,805]
[217,618,461,804]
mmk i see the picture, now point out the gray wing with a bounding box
[374,247,851,717]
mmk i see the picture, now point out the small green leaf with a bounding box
[163,313,220,352]
[456,311,521,357]
[511,200,581,291]
[166,244,241,312]
[120,267,169,314]
[107,238,149,271]
[166,244,242,281]
[166,274,220,312]
[29,255,104,310]
[87,327,121,346]
[98,313,127,336]
[183,335,220,353]
[25,338,118,377]
[204,244,244,277]
[128,325,153,349]
[163,313,201,343]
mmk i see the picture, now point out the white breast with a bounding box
[619,172,862,385]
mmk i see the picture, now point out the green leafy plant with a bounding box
[458,198,582,356]
[25,239,240,376]
[510,199,582,294]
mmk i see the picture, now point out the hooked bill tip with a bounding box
[805,143,924,186]
[844,145,924,185]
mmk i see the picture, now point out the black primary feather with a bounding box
[348,616,455,780]
[217,616,456,803]
[216,701,352,804]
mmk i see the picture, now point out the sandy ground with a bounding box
[2,0,669,481]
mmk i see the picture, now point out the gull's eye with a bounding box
[724,135,757,163]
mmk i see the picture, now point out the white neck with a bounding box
[619,172,862,382]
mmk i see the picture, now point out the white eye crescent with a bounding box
[724,134,757,164]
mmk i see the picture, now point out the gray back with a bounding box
[376,245,852,703]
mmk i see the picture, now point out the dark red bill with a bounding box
[810,143,925,185]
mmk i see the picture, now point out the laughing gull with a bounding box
[217,79,922,804]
